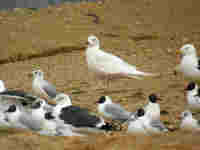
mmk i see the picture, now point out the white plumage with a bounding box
[32,70,58,99]
[86,35,158,88]
[176,44,200,84]
[180,110,200,131]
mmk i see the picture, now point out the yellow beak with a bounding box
[176,49,181,54]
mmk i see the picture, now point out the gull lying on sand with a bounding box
[127,108,147,134]
[128,108,168,134]
[4,99,82,136]
[42,112,84,137]
[144,94,161,121]
[180,110,200,131]
[185,82,200,111]
[52,93,115,132]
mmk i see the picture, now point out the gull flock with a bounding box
[0,35,199,137]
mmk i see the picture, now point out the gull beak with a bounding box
[176,49,181,55]
[27,72,33,78]
[177,116,182,120]
[157,97,162,101]
[94,100,99,104]
[86,41,89,45]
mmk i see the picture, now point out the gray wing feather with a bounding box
[0,94,36,107]
[105,104,131,122]
[0,97,26,111]
[41,80,57,98]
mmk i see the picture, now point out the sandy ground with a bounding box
[0,0,200,149]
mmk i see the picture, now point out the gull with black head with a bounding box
[4,104,28,129]
[180,110,200,131]
[52,93,115,132]
[41,111,84,137]
[127,108,147,134]
[96,96,132,123]
[185,82,200,111]
[144,94,161,120]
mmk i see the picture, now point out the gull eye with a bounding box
[184,113,187,117]
[183,112,189,117]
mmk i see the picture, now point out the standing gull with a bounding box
[96,96,132,123]
[32,70,58,99]
[85,35,158,88]
[175,44,200,84]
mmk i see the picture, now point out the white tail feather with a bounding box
[133,70,160,77]
[126,70,160,80]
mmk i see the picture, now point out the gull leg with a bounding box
[106,76,111,89]
[39,91,50,102]
[104,75,109,90]
[96,79,105,91]
[91,73,105,91]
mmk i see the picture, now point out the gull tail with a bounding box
[127,70,160,79]
[135,70,159,76]
[126,75,143,80]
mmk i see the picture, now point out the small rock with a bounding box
[135,21,142,25]
[167,48,172,53]
[144,49,153,53]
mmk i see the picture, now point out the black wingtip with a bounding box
[45,112,55,120]
[100,122,121,131]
